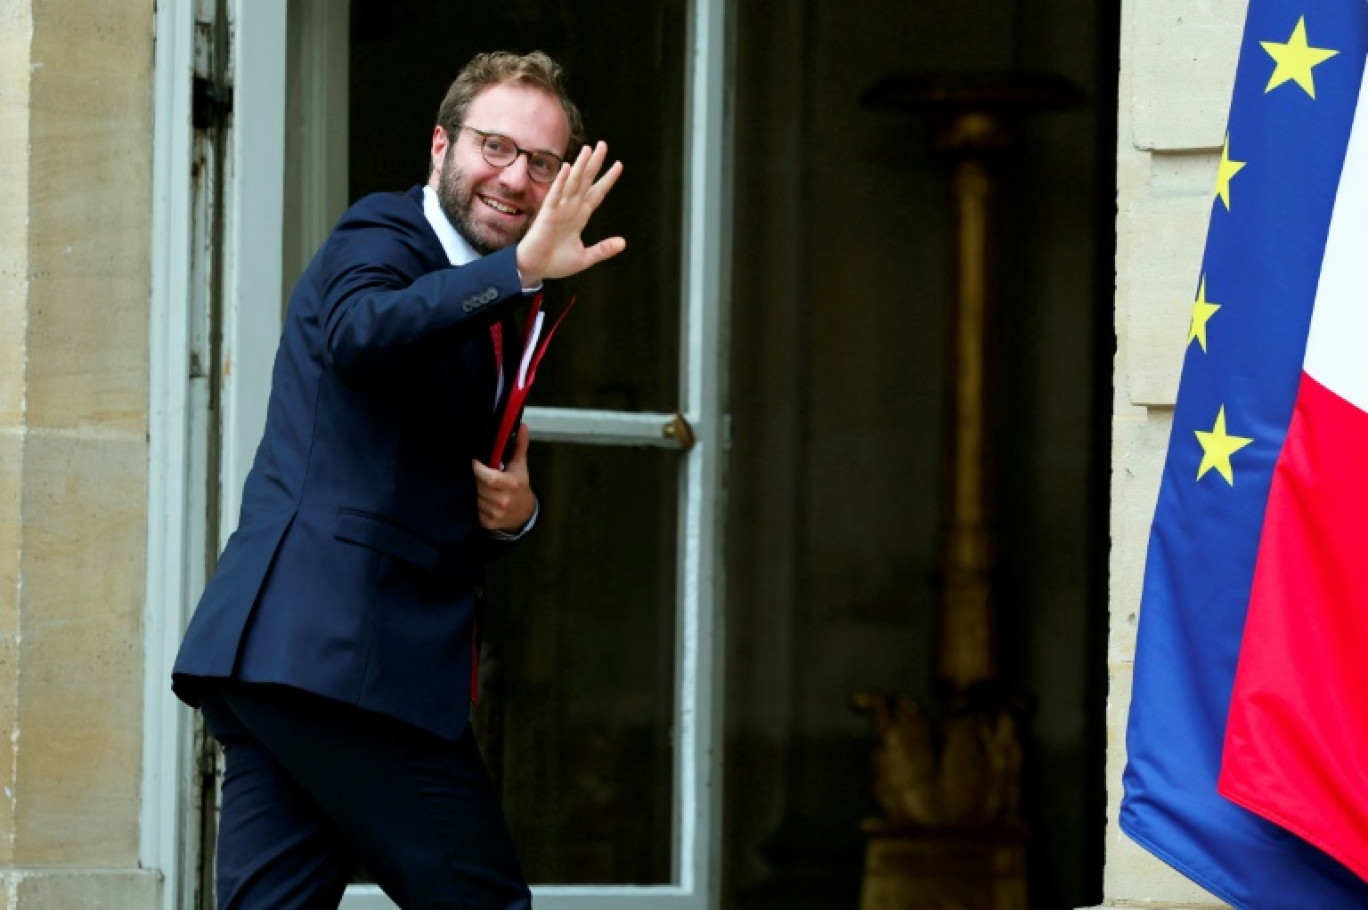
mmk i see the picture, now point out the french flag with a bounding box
[1219,49,1368,884]
[1120,1,1368,906]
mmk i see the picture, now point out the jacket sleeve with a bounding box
[318,196,526,384]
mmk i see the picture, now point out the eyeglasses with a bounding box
[458,126,565,185]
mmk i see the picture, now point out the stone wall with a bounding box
[1105,0,1243,906]
[0,0,159,905]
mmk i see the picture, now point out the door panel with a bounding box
[483,443,679,885]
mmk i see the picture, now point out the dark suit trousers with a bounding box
[199,681,531,910]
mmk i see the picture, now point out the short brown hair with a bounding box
[435,51,585,157]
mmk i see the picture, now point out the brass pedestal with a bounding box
[859,821,1028,910]
[853,70,1082,910]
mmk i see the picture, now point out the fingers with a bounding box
[562,144,595,200]
[584,160,624,211]
[541,162,570,211]
[542,144,617,222]
[472,458,513,524]
[472,442,534,531]
[521,142,624,281]
[509,423,531,463]
[585,236,627,267]
[584,141,609,183]
[559,142,613,209]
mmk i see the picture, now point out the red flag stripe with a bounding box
[1220,371,1368,879]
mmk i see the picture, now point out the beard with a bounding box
[434,145,530,256]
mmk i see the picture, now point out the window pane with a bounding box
[348,0,686,413]
[479,443,679,884]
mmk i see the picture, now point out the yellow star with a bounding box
[1188,276,1221,353]
[1195,406,1254,486]
[1214,134,1246,211]
[1261,17,1338,98]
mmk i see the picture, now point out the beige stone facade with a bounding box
[1,0,159,906]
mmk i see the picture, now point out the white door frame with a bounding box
[145,2,286,908]
[143,3,199,907]
[147,1,731,907]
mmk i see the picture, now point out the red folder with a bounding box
[487,292,576,468]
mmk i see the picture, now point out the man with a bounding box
[171,51,623,909]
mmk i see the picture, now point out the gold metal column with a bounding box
[942,142,998,693]
[853,71,1083,910]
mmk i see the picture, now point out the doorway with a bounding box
[237,1,730,908]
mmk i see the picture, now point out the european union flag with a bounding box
[1121,0,1368,906]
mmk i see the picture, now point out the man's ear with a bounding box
[429,125,449,176]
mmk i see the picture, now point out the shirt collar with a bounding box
[422,184,480,266]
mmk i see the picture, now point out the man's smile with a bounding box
[480,195,523,217]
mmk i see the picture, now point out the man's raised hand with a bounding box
[516,142,625,287]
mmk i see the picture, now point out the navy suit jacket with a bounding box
[173,186,530,740]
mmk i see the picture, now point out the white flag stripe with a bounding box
[1305,63,1368,413]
